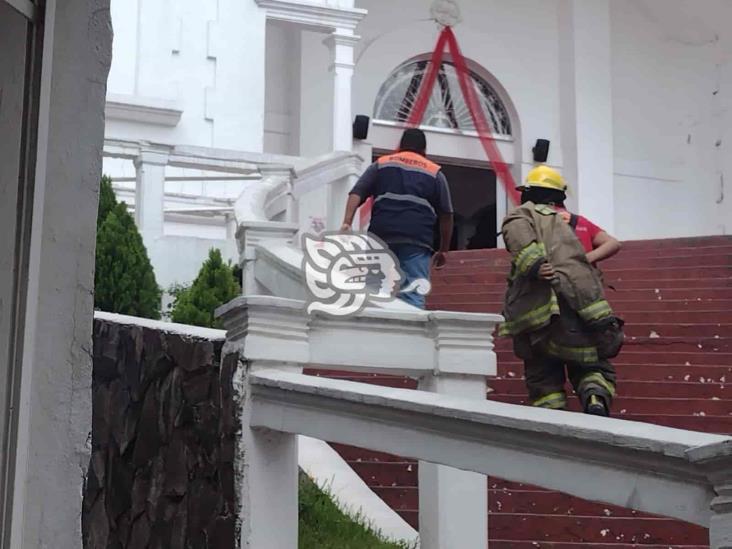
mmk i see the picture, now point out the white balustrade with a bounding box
[217,295,500,549]
[243,366,732,549]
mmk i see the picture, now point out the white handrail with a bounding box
[250,369,731,529]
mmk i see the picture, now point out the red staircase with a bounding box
[312,235,732,548]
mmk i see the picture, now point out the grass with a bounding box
[298,473,414,549]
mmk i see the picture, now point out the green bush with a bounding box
[169,248,240,328]
[299,473,413,549]
[94,178,162,319]
[97,175,117,231]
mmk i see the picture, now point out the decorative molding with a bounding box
[135,149,170,167]
[204,87,216,121]
[255,0,367,31]
[105,94,183,127]
[430,0,462,27]
[206,20,219,60]
[215,295,501,377]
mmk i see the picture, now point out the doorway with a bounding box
[438,163,497,251]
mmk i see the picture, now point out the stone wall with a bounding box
[82,318,241,549]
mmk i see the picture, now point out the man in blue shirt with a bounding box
[340,129,454,308]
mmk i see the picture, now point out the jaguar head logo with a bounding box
[302,232,405,316]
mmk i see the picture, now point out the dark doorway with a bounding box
[439,164,497,251]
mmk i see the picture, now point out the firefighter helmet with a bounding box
[520,165,567,192]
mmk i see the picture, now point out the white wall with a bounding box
[300,29,336,157]
[610,0,732,239]
[104,0,732,241]
[353,0,559,170]
[106,0,266,151]
[264,21,302,156]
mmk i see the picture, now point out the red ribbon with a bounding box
[358,26,520,228]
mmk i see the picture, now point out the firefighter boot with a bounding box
[576,371,615,417]
[584,394,609,417]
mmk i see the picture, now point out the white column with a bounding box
[558,0,615,233]
[324,30,359,152]
[417,312,495,549]
[133,148,168,248]
[218,300,310,549]
[417,375,488,549]
[247,421,299,549]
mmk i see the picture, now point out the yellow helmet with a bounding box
[520,165,567,192]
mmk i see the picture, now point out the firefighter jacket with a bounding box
[499,202,623,364]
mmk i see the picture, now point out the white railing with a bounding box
[102,138,364,292]
[217,295,501,549]
[215,295,732,549]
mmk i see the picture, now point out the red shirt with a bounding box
[555,208,603,253]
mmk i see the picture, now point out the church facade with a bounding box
[103,0,732,285]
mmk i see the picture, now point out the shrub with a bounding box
[169,248,240,328]
[94,178,162,319]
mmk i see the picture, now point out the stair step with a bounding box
[498,351,732,366]
[430,299,732,313]
[489,378,732,398]
[497,363,732,382]
[328,442,408,464]
[447,247,732,264]
[439,257,732,274]
[492,393,732,413]
[620,235,732,249]
[432,277,732,291]
[488,514,707,544]
[496,338,732,354]
[489,543,707,548]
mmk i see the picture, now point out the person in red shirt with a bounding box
[552,208,620,264]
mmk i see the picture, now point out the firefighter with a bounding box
[499,166,623,416]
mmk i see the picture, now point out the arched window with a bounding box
[373,59,512,136]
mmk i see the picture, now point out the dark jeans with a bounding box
[389,244,432,309]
